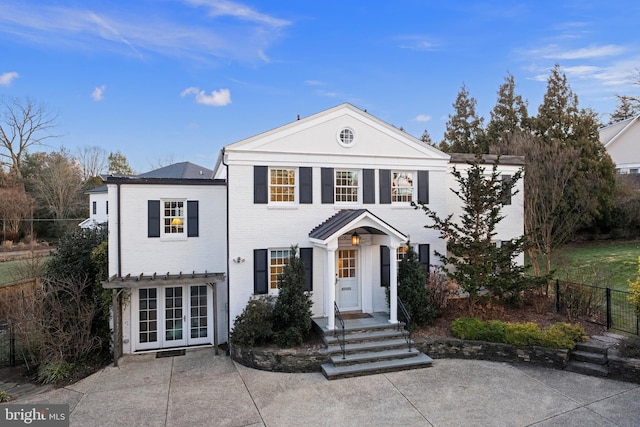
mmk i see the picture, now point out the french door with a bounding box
[134,284,212,351]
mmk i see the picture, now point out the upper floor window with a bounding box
[269,249,290,290]
[391,171,414,203]
[163,200,185,235]
[92,201,97,215]
[335,170,359,203]
[270,168,296,203]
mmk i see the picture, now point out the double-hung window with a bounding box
[269,249,290,290]
[163,200,185,236]
[335,170,359,203]
[396,245,409,267]
[391,171,414,203]
[270,168,296,203]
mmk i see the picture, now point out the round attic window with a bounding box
[337,127,355,147]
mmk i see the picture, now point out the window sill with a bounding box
[160,235,188,242]
[267,205,298,210]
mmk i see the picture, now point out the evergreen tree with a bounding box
[272,245,313,347]
[108,151,135,175]
[397,243,437,327]
[440,84,486,153]
[420,128,434,146]
[609,95,640,124]
[486,73,529,152]
[414,153,528,304]
[532,65,616,231]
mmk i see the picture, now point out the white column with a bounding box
[326,245,337,330]
[389,242,399,324]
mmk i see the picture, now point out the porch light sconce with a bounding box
[351,231,360,246]
[233,257,245,263]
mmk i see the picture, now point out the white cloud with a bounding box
[92,85,106,101]
[0,1,290,64]
[181,87,232,106]
[0,71,19,86]
[529,44,626,60]
[183,0,290,28]
[395,35,439,51]
[415,114,431,122]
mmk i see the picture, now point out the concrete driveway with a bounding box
[14,348,640,426]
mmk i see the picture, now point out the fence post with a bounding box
[9,323,15,367]
[606,287,612,330]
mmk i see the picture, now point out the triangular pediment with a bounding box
[223,103,448,161]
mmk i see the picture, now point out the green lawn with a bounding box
[550,239,640,291]
[0,260,21,285]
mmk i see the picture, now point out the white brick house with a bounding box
[104,104,524,354]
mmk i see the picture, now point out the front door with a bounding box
[336,249,360,310]
[134,284,212,351]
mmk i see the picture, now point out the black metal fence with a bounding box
[0,321,16,367]
[554,279,639,336]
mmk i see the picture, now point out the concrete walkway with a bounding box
[11,348,640,427]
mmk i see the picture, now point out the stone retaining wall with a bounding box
[230,337,571,373]
[607,349,640,383]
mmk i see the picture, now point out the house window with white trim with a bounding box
[392,171,414,203]
[270,168,296,203]
[163,200,185,235]
[396,245,409,267]
[335,170,359,203]
[269,249,290,289]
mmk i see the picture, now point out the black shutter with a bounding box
[299,167,313,204]
[379,169,391,204]
[187,200,199,237]
[380,246,390,287]
[254,166,268,204]
[321,167,334,204]
[300,247,313,291]
[254,249,268,294]
[363,169,375,204]
[417,170,429,204]
[148,200,160,238]
[92,201,97,215]
[502,175,512,205]
[418,244,430,275]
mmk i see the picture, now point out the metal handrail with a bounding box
[397,297,412,352]
[334,302,346,359]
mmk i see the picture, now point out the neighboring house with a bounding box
[600,115,640,174]
[79,185,108,228]
[103,104,525,355]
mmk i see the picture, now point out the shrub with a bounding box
[230,295,275,347]
[0,390,9,402]
[451,317,586,349]
[37,361,74,384]
[451,317,507,342]
[272,245,313,348]
[505,322,541,346]
[426,266,458,311]
[397,244,437,327]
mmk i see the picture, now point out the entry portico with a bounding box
[309,209,408,330]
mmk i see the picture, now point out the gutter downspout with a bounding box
[114,182,122,366]
[222,148,231,355]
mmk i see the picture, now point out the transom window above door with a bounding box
[270,168,296,203]
[163,200,184,234]
[335,170,359,203]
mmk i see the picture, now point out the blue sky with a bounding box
[1,1,639,173]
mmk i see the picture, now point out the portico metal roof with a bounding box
[309,209,406,242]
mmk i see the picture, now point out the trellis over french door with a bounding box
[133,283,213,351]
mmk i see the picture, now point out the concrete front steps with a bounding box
[319,322,433,380]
